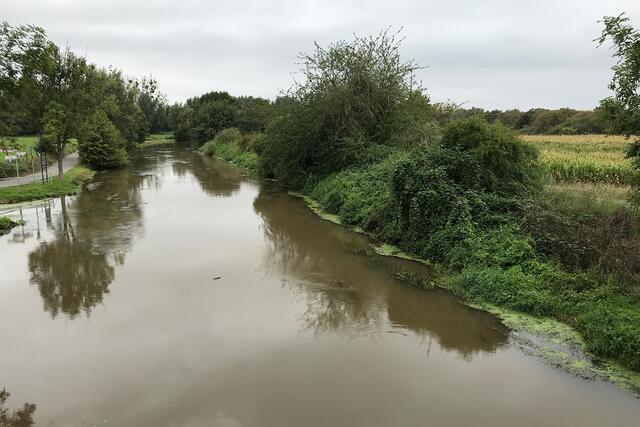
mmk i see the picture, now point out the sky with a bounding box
[3,0,640,110]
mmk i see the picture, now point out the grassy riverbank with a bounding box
[201,129,259,174]
[201,126,640,380]
[0,216,18,235]
[191,33,640,381]
[139,132,176,148]
[0,165,95,204]
[204,141,640,392]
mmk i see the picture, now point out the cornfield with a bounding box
[521,134,635,185]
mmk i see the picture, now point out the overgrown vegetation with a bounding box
[0,216,17,235]
[192,27,640,374]
[0,165,94,203]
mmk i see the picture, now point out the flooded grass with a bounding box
[0,166,95,204]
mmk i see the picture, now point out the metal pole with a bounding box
[30,146,36,182]
[15,157,20,185]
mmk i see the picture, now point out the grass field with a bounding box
[0,165,95,204]
[0,136,39,162]
[522,134,634,186]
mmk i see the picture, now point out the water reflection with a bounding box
[0,388,35,427]
[254,186,508,358]
[172,150,245,197]
[27,164,149,318]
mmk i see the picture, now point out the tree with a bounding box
[39,48,94,179]
[135,76,168,133]
[597,14,640,203]
[0,22,57,139]
[78,110,128,169]
[261,29,435,187]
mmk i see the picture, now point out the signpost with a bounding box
[29,146,36,182]
[5,151,26,184]
[40,151,48,182]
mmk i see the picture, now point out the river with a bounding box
[1,145,638,426]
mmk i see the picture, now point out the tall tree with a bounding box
[0,22,57,141]
[597,14,640,203]
[39,48,94,178]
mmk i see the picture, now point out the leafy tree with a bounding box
[39,48,95,178]
[0,22,57,139]
[236,96,275,133]
[78,110,128,169]
[262,30,435,187]
[135,76,168,134]
[597,13,640,203]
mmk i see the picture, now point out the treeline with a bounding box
[168,91,280,145]
[438,106,609,135]
[192,30,640,374]
[0,22,169,177]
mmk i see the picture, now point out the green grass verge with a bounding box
[0,165,95,204]
[201,141,259,174]
[140,132,176,147]
[0,216,18,235]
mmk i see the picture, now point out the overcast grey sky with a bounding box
[3,0,640,109]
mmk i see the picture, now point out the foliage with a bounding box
[440,117,540,194]
[1,21,162,178]
[0,165,94,204]
[0,388,35,427]
[0,216,17,235]
[201,128,260,174]
[134,76,168,134]
[597,13,640,204]
[261,30,435,188]
[311,152,406,233]
[78,111,128,169]
[438,105,609,135]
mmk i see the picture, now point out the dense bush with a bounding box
[260,31,436,188]
[440,118,541,194]
[78,111,128,169]
[201,128,259,173]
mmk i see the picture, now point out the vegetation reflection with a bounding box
[253,187,507,358]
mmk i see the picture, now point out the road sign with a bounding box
[5,155,17,161]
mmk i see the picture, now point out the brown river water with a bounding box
[1,145,639,426]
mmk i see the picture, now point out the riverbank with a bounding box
[0,216,18,235]
[203,140,640,395]
[0,165,95,204]
[139,132,176,148]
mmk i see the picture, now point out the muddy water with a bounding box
[0,146,638,426]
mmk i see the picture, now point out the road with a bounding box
[0,153,79,188]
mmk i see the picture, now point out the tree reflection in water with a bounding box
[253,186,508,359]
[28,161,148,318]
[0,388,35,427]
[172,150,244,197]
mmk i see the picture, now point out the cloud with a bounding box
[3,0,640,109]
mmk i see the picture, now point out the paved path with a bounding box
[0,153,79,188]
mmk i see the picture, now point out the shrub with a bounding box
[311,152,406,232]
[260,30,436,188]
[78,111,128,169]
[441,117,541,195]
